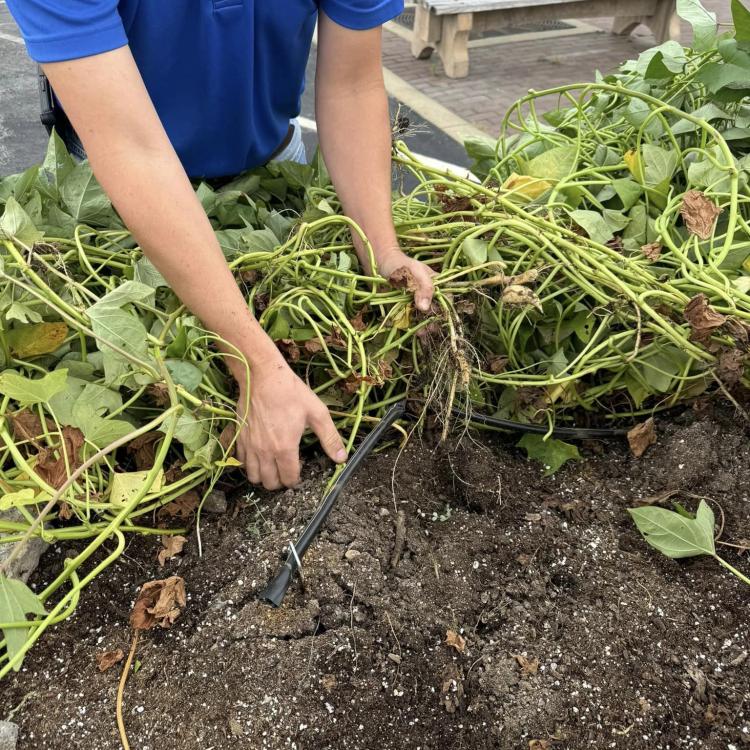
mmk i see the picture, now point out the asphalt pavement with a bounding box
[0,3,469,178]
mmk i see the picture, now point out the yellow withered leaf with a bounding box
[7,323,68,359]
[501,173,553,202]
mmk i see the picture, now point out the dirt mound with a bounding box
[4,410,749,749]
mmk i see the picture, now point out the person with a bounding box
[6,0,436,490]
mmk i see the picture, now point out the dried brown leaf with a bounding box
[8,409,52,450]
[487,355,508,374]
[130,576,186,631]
[389,266,418,293]
[35,426,85,489]
[445,629,466,653]
[627,418,656,458]
[513,653,539,675]
[218,423,236,456]
[303,338,324,354]
[681,190,722,240]
[127,432,161,471]
[684,294,726,344]
[717,348,745,387]
[641,242,663,262]
[275,338,300,362]
[529,741,552,750]
[147,383,170,407]
[96,649,124,672]
[157,490,199,522]
[349,308,368,332]
[157,535,187,566]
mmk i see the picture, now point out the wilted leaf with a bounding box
[628,499,716,559]
[518,434,580,476]
[157,535,187,566]
[0,488,38,512]
[129,576,186,630]
[349,308,367,332]
[627,418,656,458]
[7,323,68,359]
[641,242,663,262]
[684,293,726,344]
[501,173,553,201]
[0,574,46,671]
[303,338,324,354]
[445,629,466,653]
[680,190,722,240]
[487,355,508,374]
[96,649,124,672]
[110,470,163,505]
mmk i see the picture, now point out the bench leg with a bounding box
[647,0,679,43]
[612,1,679,44]
[437,13,473,78]
[411,5,441,60]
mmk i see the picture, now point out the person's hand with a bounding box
[234,354,348,490]
[375,248,436,312]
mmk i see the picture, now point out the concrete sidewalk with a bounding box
[382,0,732,140]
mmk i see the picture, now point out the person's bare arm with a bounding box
[315,14,435,312]
[43,46,346,489]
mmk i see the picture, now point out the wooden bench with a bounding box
[411,0,679,78]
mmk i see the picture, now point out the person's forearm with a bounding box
[43,49,279,379]
[316,69,398,268]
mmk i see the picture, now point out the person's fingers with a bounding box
[310,406,348,463]
[260,456,282,491]
[414,266,435,312]
[275,450,302,488]
[245,451,261,485]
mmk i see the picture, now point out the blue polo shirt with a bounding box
[7,0,403,177]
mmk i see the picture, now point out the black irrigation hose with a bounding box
[258,401,628,607]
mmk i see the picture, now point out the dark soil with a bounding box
[3,408,749,750]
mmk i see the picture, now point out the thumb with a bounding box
[310,406,348,464]
[414,269,435,312]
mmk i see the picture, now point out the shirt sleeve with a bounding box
[6,0,128,63]
[319,0,404,30]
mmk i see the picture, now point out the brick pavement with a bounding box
[382,0,732,139]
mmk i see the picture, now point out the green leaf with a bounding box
[642,144,679,187]
[37,130,75,201]
[517,433,581,476]
[635,41,688,78]
[165,359,204,391]
[677,0,718,50]
[628,499,716,559]
[0,196,42,246]
[5,302,42,325]
[0,574,47,671]
[732,0,750,42]
[523,145,578,181]
[95,280,154,309]
[612,179,643,211]
[0,369,68,406]
[461,237,488,266]
[164,411,206,451]
[13,166,39,203]
[134,257,168,289]
[568,209,629,245]
[60,162,112,225]
[87,304,150,384]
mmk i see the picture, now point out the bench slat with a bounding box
[420,0,595,14]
